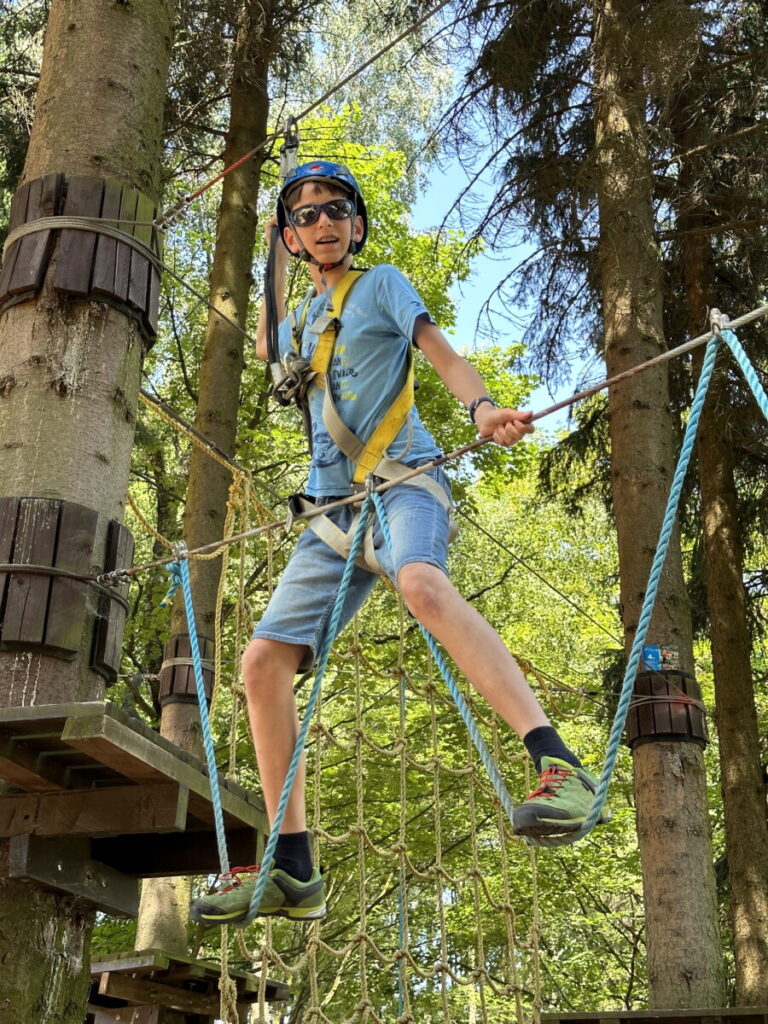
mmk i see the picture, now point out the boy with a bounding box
[190,161,609,926]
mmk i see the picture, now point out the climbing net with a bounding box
[239,637,542,1024]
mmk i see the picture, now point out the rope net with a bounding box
[237,627,543,1024]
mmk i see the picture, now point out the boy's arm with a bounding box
[414,320,534,447]
[255,219,289,363]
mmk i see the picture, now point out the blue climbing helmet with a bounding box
[277,160,368,258]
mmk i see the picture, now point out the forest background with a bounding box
[0,0,766,1021]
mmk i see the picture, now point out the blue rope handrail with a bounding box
[165,556,231,874]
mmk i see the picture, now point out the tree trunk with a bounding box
[0,1,174,1019]
[695,345,768,1005]
[672,96,768,1003]
[137,0,273,962]
[592,0,724,1005]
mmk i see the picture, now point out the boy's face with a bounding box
[282,181,365,265]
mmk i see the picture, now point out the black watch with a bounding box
[468,396,496,423]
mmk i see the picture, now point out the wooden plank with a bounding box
[61,710,268,830]
[92,826,260,878]
[127,192,154,311]
[651,673,674,733]
[91,179,123,298]
[0,701,266,822]
[635,675,655,738]
[0,730,69,791]
[0,783,189,838]
[92,520,134,680]
[92,951,171,976]
[0,496,20,624]
[144,265,160,339]
[45,501,97,655]
[91,949,290,1004]
[99,972,220,1016]
[0,700,108,732]
[0,181,28,297]
[54,176,104,295]
[114,188,139,303]
[3,498,58,646]
[6,176,56,298]
[8,834,138,918]
[7,181,31,232]
[88,1005,160,1024]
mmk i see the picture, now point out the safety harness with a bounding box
[280,269,455,575]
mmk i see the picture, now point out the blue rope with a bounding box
[242,498,374,925]
[374,332,724,848]
[720,327,768,420]
[529,331,723,847]
[370,492,518,827]
[166,557,230,874]
[171,320,765,911]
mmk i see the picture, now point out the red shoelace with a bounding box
[525,764,575,801]
[216,864,260,892]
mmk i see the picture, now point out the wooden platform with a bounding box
[87,948,290,1023]
[542,1010,768,1024]
[0,702,267,915]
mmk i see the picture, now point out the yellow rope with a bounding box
[127,491,175,553]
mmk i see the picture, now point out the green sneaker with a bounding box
[512,756,612,837]
[189,864,326,926]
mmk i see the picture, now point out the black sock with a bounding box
[523,726,582,773]
[274,831,314,882]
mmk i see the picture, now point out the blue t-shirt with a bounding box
[278,264,442,497]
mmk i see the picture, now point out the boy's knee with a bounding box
[397,563,446,621]
[241,638,303,696]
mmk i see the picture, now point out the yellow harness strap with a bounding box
[308,269,366,375]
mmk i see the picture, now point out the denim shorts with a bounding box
[253,464,452,670]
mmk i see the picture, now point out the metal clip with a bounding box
[709,308,731,335]
[279,116,300,180]
[171,540,189,562]
[308,313,340,336]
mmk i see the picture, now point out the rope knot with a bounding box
[160,560,183,607]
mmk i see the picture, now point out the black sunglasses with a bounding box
[288,198,356,228]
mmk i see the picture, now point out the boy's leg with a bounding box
[190,507,379,925]
[396,561,611,835]
[397,561,548,736]
[241,636,308,835]
[189,635,326,926]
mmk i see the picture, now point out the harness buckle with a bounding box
[285,492,313,534]
[308,313,341,336]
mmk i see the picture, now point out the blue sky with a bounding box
[411,162,573,429]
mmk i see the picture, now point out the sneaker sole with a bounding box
[190,903,327,926]
[513,809,612,837]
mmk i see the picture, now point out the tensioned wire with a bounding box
[101,301,768,584]
[153,0,456,229]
